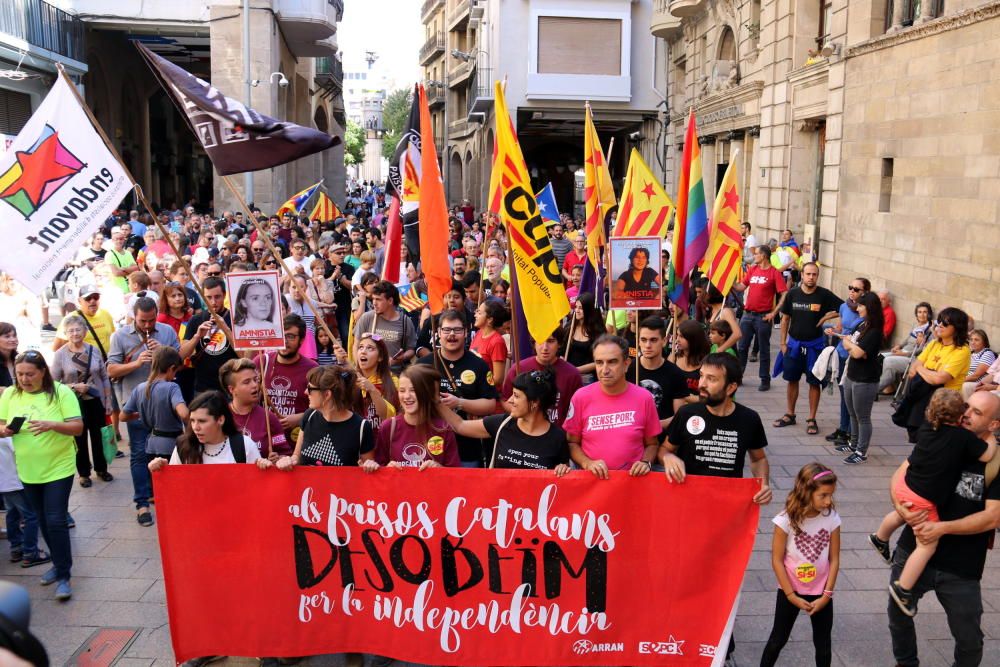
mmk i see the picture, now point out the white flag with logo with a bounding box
[0,75,132,292]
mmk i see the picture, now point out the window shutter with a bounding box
[537,17,621,76]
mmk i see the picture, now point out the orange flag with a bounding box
[417,84,451,314]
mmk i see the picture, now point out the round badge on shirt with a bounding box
[427,436,445,456]
[686,415,706,435]
[460,370,476,385]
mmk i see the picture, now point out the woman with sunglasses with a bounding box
[438,370,570,472]
[909,308,971,393]
[0,350,84,600]
[823,278,870,445]
[340,332,399,431]
[367,365,459,470]
[879,302,934,395]
[276,365,375,470]
[51,314,113,487]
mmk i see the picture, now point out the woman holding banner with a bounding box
[368,365,460,470]
[439,370,570,472]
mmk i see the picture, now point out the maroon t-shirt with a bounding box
[231,404,290,456]
[256,353,318,435]
[374,416,460,467]
[501,358,582,427]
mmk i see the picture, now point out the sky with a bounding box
[337,0,422,92]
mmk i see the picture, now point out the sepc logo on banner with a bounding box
[0,75,131,292]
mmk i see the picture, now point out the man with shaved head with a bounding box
[887,390,1000,667]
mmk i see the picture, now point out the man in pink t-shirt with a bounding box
[564,335,661,477]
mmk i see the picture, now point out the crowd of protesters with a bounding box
[0,180,997,667]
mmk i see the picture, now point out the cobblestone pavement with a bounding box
[4,353,1000,667]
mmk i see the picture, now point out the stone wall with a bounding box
[836,2,1000,341]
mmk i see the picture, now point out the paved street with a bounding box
[3,354,999,667]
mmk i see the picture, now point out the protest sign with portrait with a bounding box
[609,236,662,310]
[227,270,285,350]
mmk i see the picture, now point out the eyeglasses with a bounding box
[847,286,862,292]
[83,294,100,302]
[306,385,324,393]
[206,271,223,277]
[359,332,383,342]
[439,327,465,336]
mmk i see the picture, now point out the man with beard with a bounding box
[660,352,771,665]
[452,255,467,282]
[418,308,498,467]
[565,335,660,479]
[886,391,1000,666]
[255,314,318,440]
[221,358,290,458]
[107,297,181,527]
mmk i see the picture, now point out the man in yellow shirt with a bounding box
[53,286,115,357]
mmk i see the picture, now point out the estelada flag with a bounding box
[583,103,616,271]
[307,191,342,222]
[535,182,560,227]
[417,84,451,314]
[493,81,569,344]
[276,182,320,216]
[0,73,132,292]
[385,86,422,262]
[135,42,338,176]
[703,156,744,297]
[612,149,674,238]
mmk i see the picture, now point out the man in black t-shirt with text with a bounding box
[180,277,238,394]
[774,262,841,436]
[417,309,497,467]
[629,316,689,446]
[887,391,1000,667]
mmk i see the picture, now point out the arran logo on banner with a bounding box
[572,639,624,655]
[0,125,85,220]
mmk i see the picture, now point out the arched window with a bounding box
[718,27,737,63]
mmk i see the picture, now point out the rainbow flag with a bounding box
[667,111,709,310]
[308,192,342,222]
[703,156,744,297]
[276,182,320,216]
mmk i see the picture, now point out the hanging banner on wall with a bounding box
[156,468,760,665]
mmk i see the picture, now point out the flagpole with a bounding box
[258,352,274,457]
[53,64,232,345]
[563,310,575,360]
[221,174,346,358]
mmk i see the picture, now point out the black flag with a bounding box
[136,43,339,176]
[384,86,422,263]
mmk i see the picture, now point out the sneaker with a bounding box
[834,441,854,453]
[55,579,72,601]
[869,534,891,563]
[181,657,224,667]
[21,550,51,568]
[137,509,154,527]
[825,429,848,443]
[97,471,114,482]
[843,452,868,464]
[115,449,125,458]
[40,567,59,586]
[40,323,56,332]
[79,477,92,488]
[758,380,770,392]
[66,515,75,529]
[749,352,758,363]
[9,549,22,562]
[890,580,917,617]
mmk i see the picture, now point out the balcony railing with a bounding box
[421,0,444,20]
[419,32,445,65]
[0,0,85,63]
[467,66,493,120]
[651,0,682,40]
[427,85,445,108]
[447,0,470,32]
[448,58,473,88]
[314,56,343,96]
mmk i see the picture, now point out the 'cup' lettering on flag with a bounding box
[136,42,339,176]
[0,75,131,292]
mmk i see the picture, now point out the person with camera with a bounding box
[108,297,181,527]
[0,351,84,601]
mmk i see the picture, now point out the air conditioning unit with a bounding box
[470,1,485,20]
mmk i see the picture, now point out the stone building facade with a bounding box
[652,0,1000,339]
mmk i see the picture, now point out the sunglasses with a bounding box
[15,350,42,362]
[206,271,223,277]
[934,320,952,328]
[306,385,324,393]
[359,332,383,342]
[83,294,100,302]
[847,286,862,292]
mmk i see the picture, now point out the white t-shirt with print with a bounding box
[772,509,841,595]
[169,437,262,465]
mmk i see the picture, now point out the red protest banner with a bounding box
[155,467,760,665]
